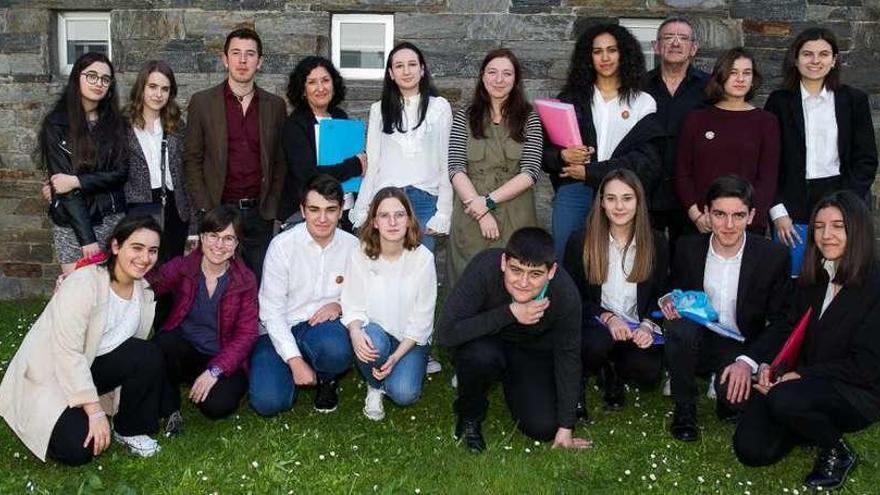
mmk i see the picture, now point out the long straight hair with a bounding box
[583,168,654,284]
[380,42,438,134]
[127,60,182,134]
[781,27,841,92]
[37,52,126,174]
[800,191,874,287]
[468,48,531,143]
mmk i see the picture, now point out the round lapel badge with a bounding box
[621,110,630,120]
[335,275,344,284]
[705,131,715,140]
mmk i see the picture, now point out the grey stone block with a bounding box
[396,14,470,40]
[511,0,561,14]
[0,33,42,54]
[731,0,806,21]
[112,10,185,40]
[447,0,511,13]
[256,12,329,37]
[5,9,50,34]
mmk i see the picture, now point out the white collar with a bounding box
[823,258,837,280]
[800,82,832,102]
[708,233,746,262]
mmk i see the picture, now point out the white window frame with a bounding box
[57,12,112,75]
[331,14,394,80]
[619,18,663,69]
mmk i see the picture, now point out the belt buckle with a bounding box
[238,198,255,209]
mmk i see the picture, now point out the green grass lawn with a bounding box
[0,298,877,494]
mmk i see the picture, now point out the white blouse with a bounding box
[133,118,173,190]
[591,89,656,162]
[349,95,454,233]
[340,245,437,345]
[600,235,639,323]
[97,287,140,356]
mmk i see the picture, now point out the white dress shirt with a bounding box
[820,259,839,317]
[601,235,639,323]
[769,83,839,220]
[97,287,140,356]
[350,95,454,232]
[704,235,746,334]
[259,223,359,361]
[591,89,656,162]
[341,245,437,345]
[133,118,173,191]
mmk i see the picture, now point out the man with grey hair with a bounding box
[642,16,709,256]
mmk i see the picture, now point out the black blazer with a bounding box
[670,233,792,349]
[541,94,665,194]
[563,228,669,323]
[277,105,363,221]
[764,85,878,222]
[754,270,880,422]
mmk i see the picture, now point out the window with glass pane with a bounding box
[339,23,386,69]
[57,12,111,74]
[619,19,662,69]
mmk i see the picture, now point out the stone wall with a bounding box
[1,1,879,299]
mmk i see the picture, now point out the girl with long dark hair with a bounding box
[543,23,662,260]
[447,48,543,284]
[349,42,453,254]
[38,52,129,274]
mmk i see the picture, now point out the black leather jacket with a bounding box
[45,110,128,245]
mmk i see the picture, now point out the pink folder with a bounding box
[534,99,582,148]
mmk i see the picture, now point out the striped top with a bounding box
[447,108,544,183]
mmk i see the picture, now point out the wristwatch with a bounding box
[208,365,223,379]
[484,194,497,211]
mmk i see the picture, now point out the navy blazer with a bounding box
[563,228,669,323]
[670,233,792,349]
[765,85,878,222]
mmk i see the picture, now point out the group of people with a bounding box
[0,16,877,491]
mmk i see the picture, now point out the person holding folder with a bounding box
[278,56,366,231]
[563,169,668,414]
[733,191,880,491]
[349,42,453,254]
[765,28,878,274]
[542,23,662,260]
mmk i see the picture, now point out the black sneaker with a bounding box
[454,417,486,453]
[804,439,857,490]
[164,410,184,438]
[670,404,699,442]
[314,379,339,413]
[601,364,625,411]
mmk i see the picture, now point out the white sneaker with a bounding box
[426,355,442,375]
[363,387,385,421]
[451,374,458,389]
[707,373,717,400]
[113,432,161,457]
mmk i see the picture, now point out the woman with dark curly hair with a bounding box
[543,23,662,260]
[277,56,366,228]
[675,47,780,233]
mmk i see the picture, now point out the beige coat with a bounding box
[0,265,155,461]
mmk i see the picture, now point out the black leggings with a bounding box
[581,316,662,386]
[452,336,564,442]
[733,376,871,467]
[46,338,165,466]
[155,331,247,420]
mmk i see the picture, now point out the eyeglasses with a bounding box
[659,33,693,44]
[376,211,408,223]
[203,233,238,246]
[81,71,114,87]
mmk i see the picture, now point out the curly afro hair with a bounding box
[560,23,646,109]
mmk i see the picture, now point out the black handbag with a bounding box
[128,136,168,228]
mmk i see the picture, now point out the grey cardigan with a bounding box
[124,124,192,223]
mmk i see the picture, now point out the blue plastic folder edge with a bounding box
[317,119,365,193]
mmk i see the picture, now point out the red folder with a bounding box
[74,251,108,270]
[769,307,814,379]
[534,99,583,148]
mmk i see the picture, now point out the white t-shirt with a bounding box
[97,287,140,356]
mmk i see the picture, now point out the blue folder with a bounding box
[317,119,366,193]
[771,223,809,277]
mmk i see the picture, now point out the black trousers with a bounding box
[229,205,272,284]
[46,338,165,466]
[451,336,561,442]
[664,317,747,410]
[155,331,247,420]
[733,376,871,466]
[582,316,662,386]
[129,189,188,265]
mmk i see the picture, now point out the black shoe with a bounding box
[715,402,742,423]
[601,364,625,411]
[670,404,699,442]
[575,399,590,422]
[454,417,486,453]
[804,439,857,490]
[314,379,339,413]
[163,410,184,438]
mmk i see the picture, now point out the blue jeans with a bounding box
[403,185,438,253]
[551,182,593,261]
[356,323,428,406]
[248,320,353,416]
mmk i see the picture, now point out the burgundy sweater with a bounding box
[674,106,780,227]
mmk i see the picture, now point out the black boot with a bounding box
[601,364,625,411]
[314,379,339,413]
[804,439,857,490]
[670,403,699,442]
[454,417,486,453]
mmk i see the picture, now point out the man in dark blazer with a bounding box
[662,175,791,442]
[184,27,287,281]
